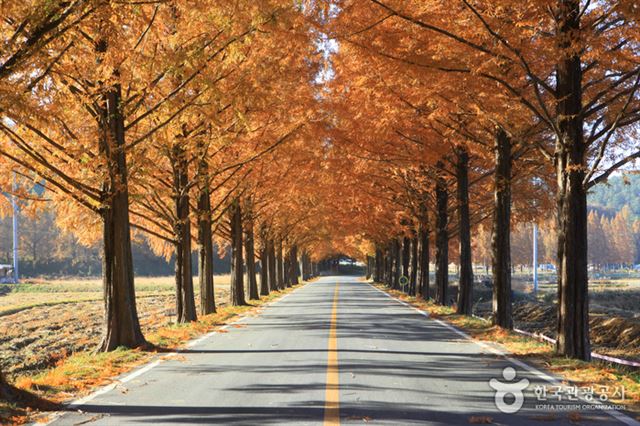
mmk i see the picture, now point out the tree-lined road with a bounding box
[53,277,634,425]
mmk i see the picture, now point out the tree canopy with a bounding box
[1,0,639,364]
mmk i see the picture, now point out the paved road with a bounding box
[53,276,637,425]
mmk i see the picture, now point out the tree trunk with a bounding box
[172,143,197,323]
[418,220,430,300]
[374,247,382,282]
[197,156,215,315]
[276,239,284,290]
[555,0,590,360]
[284,248,292,288]
[290,245,300,284]
[267,239,277,292]
[386,247,393,286]
[393,239,401,289]
[410,234,418,296]
[456,146,473,315]
[229,199,246,306]
[402,235,411,292]
[98,78,145,351]
[259,237,269,296]
[435,166,449,306]
[302,251,311,281]
[492,128,512,329]
[244,217,259,301]
[300,251,307,281]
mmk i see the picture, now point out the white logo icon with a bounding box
[489,367,530,414]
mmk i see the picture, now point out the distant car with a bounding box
[539,263,556,271]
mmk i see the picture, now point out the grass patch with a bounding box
[372,282,640,414]
[14,348,148,399]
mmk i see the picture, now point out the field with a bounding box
[0,276,232,316]
[0,276,233,378]
[470,273,640,361]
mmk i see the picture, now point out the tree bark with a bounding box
[435,166,449,306]
[172,143,197,323]
[418,220,430,300]
[402,235,411,292]
[197,153,215,315]
[276,239,284,290]
[284,248,292,288]
[244,216,259,301]
[259,247,269,296]
[388,250,392,285]
[374,247,383,282]
[290,245,300,284]
[410,233,418,296]
[267,239,277,292]
[301,251,311,281]
[299,251,307,281]
[229,199,246,306]
[258,231,270,296]
[98,77,145,350]
[393,239,401,289]
[456,146,473,315]
[555,0,590,360]
[492,128,512,329]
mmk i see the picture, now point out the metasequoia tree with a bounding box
[0,0,100,390]
[0,1,180,350]
[0,0,316,344]
[130,0,315,312]
[325,39,454,297]
[328,0,640,360]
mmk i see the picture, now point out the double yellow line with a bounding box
[324,283,340,425]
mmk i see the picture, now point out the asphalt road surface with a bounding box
[52,276,639,425]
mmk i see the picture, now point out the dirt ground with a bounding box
[0,283,230,378]
[472,284,640,361]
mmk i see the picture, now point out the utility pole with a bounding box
[532,223,538,296]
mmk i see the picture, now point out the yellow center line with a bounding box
[324,282,340,425]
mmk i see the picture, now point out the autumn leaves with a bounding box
[0,1,320,351]
[324,0,640,361]
[1,1,640,366]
